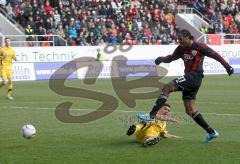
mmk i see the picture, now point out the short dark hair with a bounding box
[163,103,171,108]
[178,29,194,40]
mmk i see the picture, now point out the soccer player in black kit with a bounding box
[149,29,234,143]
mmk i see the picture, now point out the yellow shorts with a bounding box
[1,67,12,80]
[135,124,160,143]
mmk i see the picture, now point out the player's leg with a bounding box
[142,125,160,147]
[183,99,219,143]
[0,70,7,87]
[181,73,218,143]
[6,69,13,100]
[143,137,160,147]
[6,77,13,99]
[184,99,215,133]
[149,81,177,118]
[128,122,157,145]
[150,75,183,119]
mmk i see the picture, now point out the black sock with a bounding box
[192,112,215,134]
[150,105,160,117]
[150,94,167,117]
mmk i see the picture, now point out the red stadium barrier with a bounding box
[208,34,221,45]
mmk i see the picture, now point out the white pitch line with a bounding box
[170,100,240,105]
[2,105,240,117]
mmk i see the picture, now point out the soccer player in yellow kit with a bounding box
[127,103,181,147]
[0,38,17,100]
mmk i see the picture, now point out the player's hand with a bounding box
[155,57,164,65]
[226,66,234,76]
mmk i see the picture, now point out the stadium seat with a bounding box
[223,40,232,44]
[235,40,240,44]
[208,34,221,45]
[42,42,50,46]
[157,40,162,45]
[71,40,76,46]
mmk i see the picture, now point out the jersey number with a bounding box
[176,76,186,83]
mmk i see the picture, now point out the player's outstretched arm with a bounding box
[199,43,234,76]
[155,46,182,65]
[156,114,179,124]
[155,54,179,65]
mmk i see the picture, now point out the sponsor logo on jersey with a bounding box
[183,54,194,60]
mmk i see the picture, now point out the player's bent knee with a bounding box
[162,84,174,95]
[185,108,196,117]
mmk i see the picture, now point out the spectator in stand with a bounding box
[26,16,36,30]
[116,31,124,44]
[25,24,35,46]
[44,17,54,32]
[7,0,18,8]
[56,23,65,39]
[33,10,42,28]
[44,0,53,15]
[67,24,78,42]
[200,24,208,33]
[143,24,153,39]
[36,25,47,46]
[107,33,118,44]
[53,9,61,28]
[76,31,87,46]
[5,3,15,19]
[49,0,59,9]
[1,0,192,46]
[134,18,141,29]
[192,0,203,12]
[235,10,240,24]
[86,31,98,45]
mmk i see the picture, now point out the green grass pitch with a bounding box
[0,75,240,164]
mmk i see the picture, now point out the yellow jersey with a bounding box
[135,120,168,143]
[0,46,16,67]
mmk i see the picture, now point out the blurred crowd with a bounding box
[0,0,240,46]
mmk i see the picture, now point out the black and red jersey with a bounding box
[161,41,230,74]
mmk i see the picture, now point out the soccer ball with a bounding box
[21,124,36,139]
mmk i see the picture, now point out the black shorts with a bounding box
[173,73,203,100]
